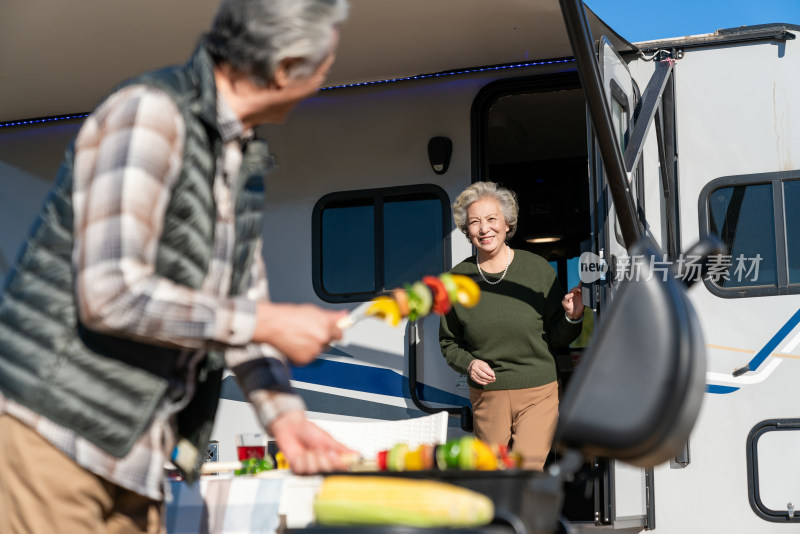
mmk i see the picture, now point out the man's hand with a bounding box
[253,302,348,365]
[269,411,353,474]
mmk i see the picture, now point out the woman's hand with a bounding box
[468,359,496,385]
[562,286,584,321]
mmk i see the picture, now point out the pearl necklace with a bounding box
[477,245,511,285]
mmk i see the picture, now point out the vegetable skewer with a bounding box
[337,273,481,329]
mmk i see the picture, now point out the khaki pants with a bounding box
[469,381,559,470]
[0,414,164,534]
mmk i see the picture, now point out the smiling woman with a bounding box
[440,181,585,471]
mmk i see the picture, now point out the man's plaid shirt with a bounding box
[0,84,304,500]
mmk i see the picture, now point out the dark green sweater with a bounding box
[439,249,582,390]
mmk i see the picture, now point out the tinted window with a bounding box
[708,183,777,288]
[700,171,800,297]
[313,185,450,302]
[321,203,374,294]
[610,96,628,153]
[384,198,444,289]
[609,80,630,153]
[784,180,800,284]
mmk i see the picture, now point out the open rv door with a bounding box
[591,37,658,530]
[595,35,639,295]
[558,0,716,530]
[579,16,654,534]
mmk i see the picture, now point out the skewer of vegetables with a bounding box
[350,273,480,327]
[375,437,522,472]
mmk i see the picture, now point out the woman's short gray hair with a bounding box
[202,0,349,86]
[452,181,519,239]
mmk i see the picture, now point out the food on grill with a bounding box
[374,437,521,472]
[313,475,494,527]
[364,273,480,325]
[234,457,274,475]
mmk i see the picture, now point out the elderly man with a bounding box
[0,0,350,532]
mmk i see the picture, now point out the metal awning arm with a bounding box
[623,60,674,173]
[559,0,642,249]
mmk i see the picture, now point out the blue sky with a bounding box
[584,0,800,43]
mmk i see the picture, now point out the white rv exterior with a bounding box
[1,2,799,532]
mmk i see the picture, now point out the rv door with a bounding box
[592,36,639,299]
[585,36,653,529]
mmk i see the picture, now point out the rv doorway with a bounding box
[473,71,590,302]
[472,71,599,523]
[472,70,595,351]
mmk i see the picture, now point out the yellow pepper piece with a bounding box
[366,296,401,326]
[404,446,425,471]
[276,451,290,470]
[450,274,480,308]
[473,439,498,470]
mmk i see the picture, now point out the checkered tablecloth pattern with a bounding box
[165,476,285,534]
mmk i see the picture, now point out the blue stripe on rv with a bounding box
[706,384,739,394]
[705,307,800,394]
[743,307,800,372]
[290,358,469,407]
[220,376,463,426]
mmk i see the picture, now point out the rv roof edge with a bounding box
[634,23,799,53]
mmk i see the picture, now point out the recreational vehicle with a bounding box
[1,0,799,532]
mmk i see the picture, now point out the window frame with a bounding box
[312,184,452,303]
[745,418,800,523]
[608,78,631,154]
[698,169,800,298]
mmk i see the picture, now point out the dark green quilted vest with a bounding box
[0,47,272,473]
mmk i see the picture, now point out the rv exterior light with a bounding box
[526,235,562,244]
[428,136,452,175]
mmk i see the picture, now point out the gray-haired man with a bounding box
[0,1,350,531]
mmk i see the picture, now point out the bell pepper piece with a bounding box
[450,274,481,308]
[404,446,425,471]
[473,439,498,470]
[366,296,401,326]
[435,439,462,470]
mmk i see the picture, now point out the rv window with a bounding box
[784,180,800,284]
[746,419,800,523]
[700,172,800,297]
[609,79,630,153]
[321,202,376,295]
[383,198,444,289]
[312,185,450,302]
[707,183,777,288]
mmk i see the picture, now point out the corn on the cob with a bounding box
[313,475,494,527]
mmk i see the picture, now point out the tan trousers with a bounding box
[469,381,559,470]
[0,414,164,534]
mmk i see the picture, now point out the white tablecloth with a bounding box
[165,474,323,534]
